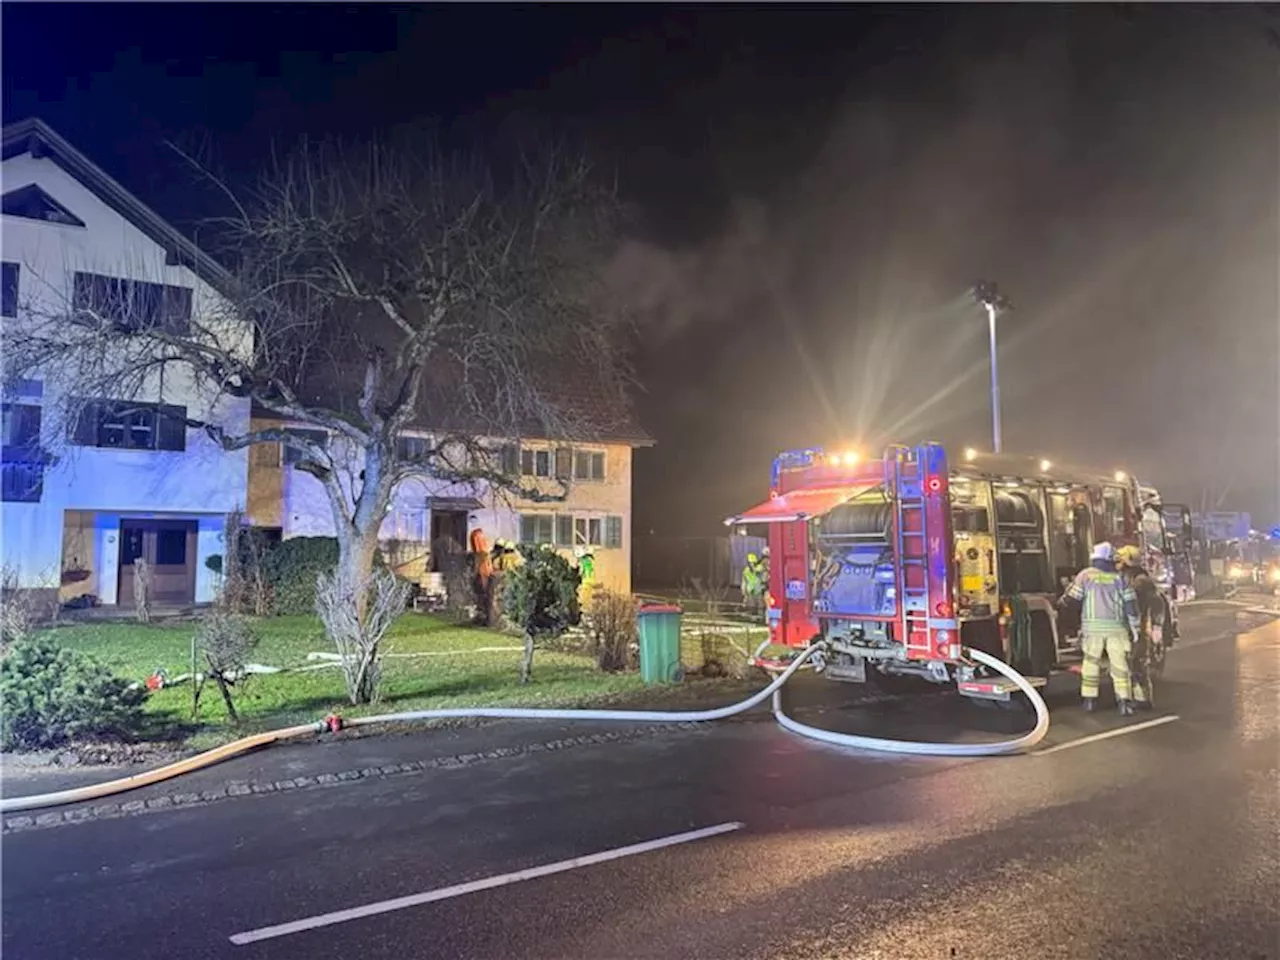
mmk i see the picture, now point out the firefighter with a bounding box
[1116,544,1164,709]
[468,528,494,626]
[1062,542,1141,715]
[741,551,766,616]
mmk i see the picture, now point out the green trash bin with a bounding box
[637,604,684,685]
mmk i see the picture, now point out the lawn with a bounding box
[38,614,751,749]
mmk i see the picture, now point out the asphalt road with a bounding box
[3,602,1277,960]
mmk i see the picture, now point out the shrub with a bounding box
[194,611,259,723]
[315,568,410,704]
[0,636,147,751]
[261,537,387,615]
[586,589,638,672]
[1,567,37,657]
[502,546,581,683]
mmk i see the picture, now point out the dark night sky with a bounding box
[4,4,1277,533]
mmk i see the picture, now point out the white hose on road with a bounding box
[772,648,1050,757]
[1,646,1048,814]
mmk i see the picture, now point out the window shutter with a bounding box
[605,516,623,549]
[554,447,572,480]
[500,443,520,475]
[556,514,574,547]
[157,405,187,451]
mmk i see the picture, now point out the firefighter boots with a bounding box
[1118,699,1135,717]
[1082,697,1097,712]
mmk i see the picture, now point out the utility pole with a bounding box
[972,281,1012,454]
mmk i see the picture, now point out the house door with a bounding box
[118,519,198,606]
[429,510,469,573]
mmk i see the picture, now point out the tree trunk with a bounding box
[520,632,535,684]
[215,675,239,724]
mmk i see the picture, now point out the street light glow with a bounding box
[964,447,979,462]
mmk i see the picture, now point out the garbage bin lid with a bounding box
[638,604,682,615]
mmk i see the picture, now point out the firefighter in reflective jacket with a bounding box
[1063,542,1142,715]
[1116,544,1163,709]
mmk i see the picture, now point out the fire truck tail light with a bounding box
[927,476,944,493]
[935,601,954,618]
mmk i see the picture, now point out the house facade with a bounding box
[245,418,647,594]
[0,119,250,609]
[1,119,649,609]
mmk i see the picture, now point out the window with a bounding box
[1100,486,1128,540]
[574,517,604,547]
[68,400,186,451]
[1,402,40,450]
[574,450,606,481]
[155,529,188,566]
[282,428,328,466]
[605,515,623,549]
[73,272,193,334]
[520,447,551,478]
[1,262,17,317]
[554,447,573,481]
[1,461,43,502]
[519,514,554,545]
[556,514,574,547]
[396,434,430,461]
[2,184,85,227]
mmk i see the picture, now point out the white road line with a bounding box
[228,821,745,945]
[1032,715,1180,756]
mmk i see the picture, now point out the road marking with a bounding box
[228,821,745,945]
[1032,715,1179,756]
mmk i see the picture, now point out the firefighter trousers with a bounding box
[1080,631,1135,702]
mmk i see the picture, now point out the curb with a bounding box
[1,722,709,835]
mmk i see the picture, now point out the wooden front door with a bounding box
[118,519,197,606]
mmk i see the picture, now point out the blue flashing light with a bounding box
[1270,526,1280,540]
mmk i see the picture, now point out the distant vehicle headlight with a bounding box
[1228,564,1245,579]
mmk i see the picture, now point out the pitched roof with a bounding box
[1,118,232,293]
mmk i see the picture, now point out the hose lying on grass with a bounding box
[1,646,1048,814]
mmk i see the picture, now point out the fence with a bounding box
[633,534,767,591]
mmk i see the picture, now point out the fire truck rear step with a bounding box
[957,675,1047,701]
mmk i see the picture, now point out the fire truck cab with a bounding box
[726,443,1180,702]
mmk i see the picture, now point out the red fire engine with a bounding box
[725,442,1184,703]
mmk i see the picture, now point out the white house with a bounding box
[1,118,250,609]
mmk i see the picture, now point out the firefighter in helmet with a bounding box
[1116,544,1163,709]
[741,550,767,617]
[1062,542,1142,715]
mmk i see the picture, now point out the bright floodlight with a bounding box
[972,280,1012,313]
[964,447,979,462]
[1039,459,1052,472]
[843,451,860,466]
[1114,470,1128,483]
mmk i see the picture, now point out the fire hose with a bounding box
[0,646,1048,814]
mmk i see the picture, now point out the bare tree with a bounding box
[6,129,635,701]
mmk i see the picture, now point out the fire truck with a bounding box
[725,442,1185,704]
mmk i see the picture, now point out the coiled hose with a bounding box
[1,646,1049,814]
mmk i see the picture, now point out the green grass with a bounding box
[36,614,690,748]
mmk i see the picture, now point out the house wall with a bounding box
[245,425,636,594]
[1,150,249,600]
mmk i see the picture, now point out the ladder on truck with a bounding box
[886,445,936,661]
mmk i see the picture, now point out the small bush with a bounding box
[502,547,582,683]
[1,636,147,751]
[194,611,259,723]
[587,589,638,672]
